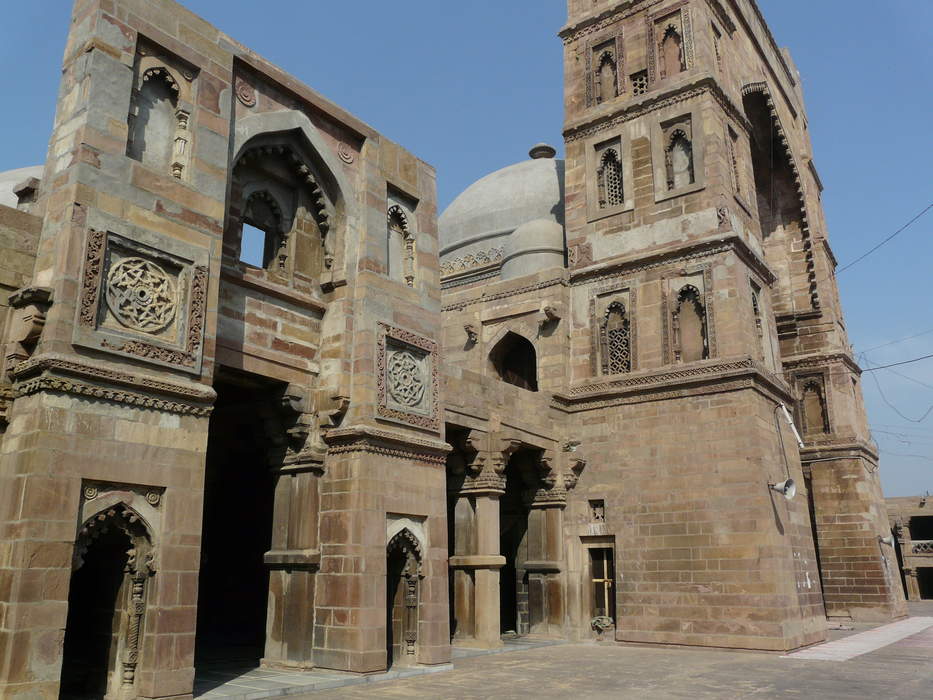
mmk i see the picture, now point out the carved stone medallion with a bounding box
[337,142,355,164]
[105,257,177,333]
[235,77,256,107]
[387,350,426,409]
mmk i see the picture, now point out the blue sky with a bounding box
[2,1,929,496]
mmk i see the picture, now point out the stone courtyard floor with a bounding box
[198,602,933,699]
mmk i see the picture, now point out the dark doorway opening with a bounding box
[919,568,933,600]
[195,370,281,667]
[386,545,407,667]
[909,516,933,541]
[60,527,132,699]
[499,451,534,636]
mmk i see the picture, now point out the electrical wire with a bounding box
[836,202,933,275]
[858,326,933,354]
[861,353,933,372]
[863,357,933,423]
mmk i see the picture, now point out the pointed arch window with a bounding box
[595,51,619,104]
[666,130,695,191]
[600,302,631,374]
[388,205,415,287]
[597,149,624,209]
[673,285,708,363]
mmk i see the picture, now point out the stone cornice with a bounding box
[324,424,451,465]
[442,276,568,313]
[558,1,660,45]
[563,75,751,143]
[782,352,861,376]
[800,439,879,465]
[569,234,776,287]
[553,357,794,411]
[10,353,215,415]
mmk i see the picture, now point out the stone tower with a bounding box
[555,0,904,645]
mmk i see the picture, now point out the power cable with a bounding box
[835,202,933,275]
[858,326,933,354]
[861,353,933,372]
[863,356,933,423]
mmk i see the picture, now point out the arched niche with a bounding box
[386,527,423,668]
[673,284,708,362]
[62,502,155,699]
[489,330,538,392]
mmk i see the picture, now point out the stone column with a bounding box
[524,487,567,637]
[262,454,324,670]
[449,455,506,649]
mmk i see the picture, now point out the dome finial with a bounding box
[529,143,556,159]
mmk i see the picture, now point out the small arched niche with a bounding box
[489,331,538,392]
[127,67,180,171]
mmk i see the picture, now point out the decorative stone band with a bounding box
[376,323,440,431]
[798,439,880,466]
[442,276,568,313]
[440,246,504,278]
[324,424,451,466]
[570,234,776,287]
[553,356,795,412]
[563,77,751,144]
[11,353,216,416]
[782,351,863,376]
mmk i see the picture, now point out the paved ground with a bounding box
[298,602,933,700]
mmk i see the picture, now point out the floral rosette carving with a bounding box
[387,350,426,408]
[105,258,177,334]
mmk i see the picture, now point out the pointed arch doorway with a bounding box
[386,529,422,668]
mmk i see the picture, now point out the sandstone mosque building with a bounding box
[0,0,907,698]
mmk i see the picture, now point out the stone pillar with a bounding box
[448,452,506,649]
[904,568,921,602]
[525,486,567,637]
[262,455,324,670]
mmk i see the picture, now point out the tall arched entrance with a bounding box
[60,505,154,699]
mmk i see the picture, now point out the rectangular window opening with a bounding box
[239,223,267,268]
[589,547,616,620]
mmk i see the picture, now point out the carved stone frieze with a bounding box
[106,257,178,333]
[376,323,439,431]
[11,353,215,416]
[75,229,208,373]
[324,425,450,465]
[564,77,751,144]
[440,246,503,277]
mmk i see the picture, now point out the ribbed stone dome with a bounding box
[439,146,564,273]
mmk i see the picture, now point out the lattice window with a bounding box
[601,302,631,374]
[597,149,624,209]
[631,71,648,96]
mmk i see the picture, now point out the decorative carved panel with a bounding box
[74,229,208,374]
[376,323,439,431]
